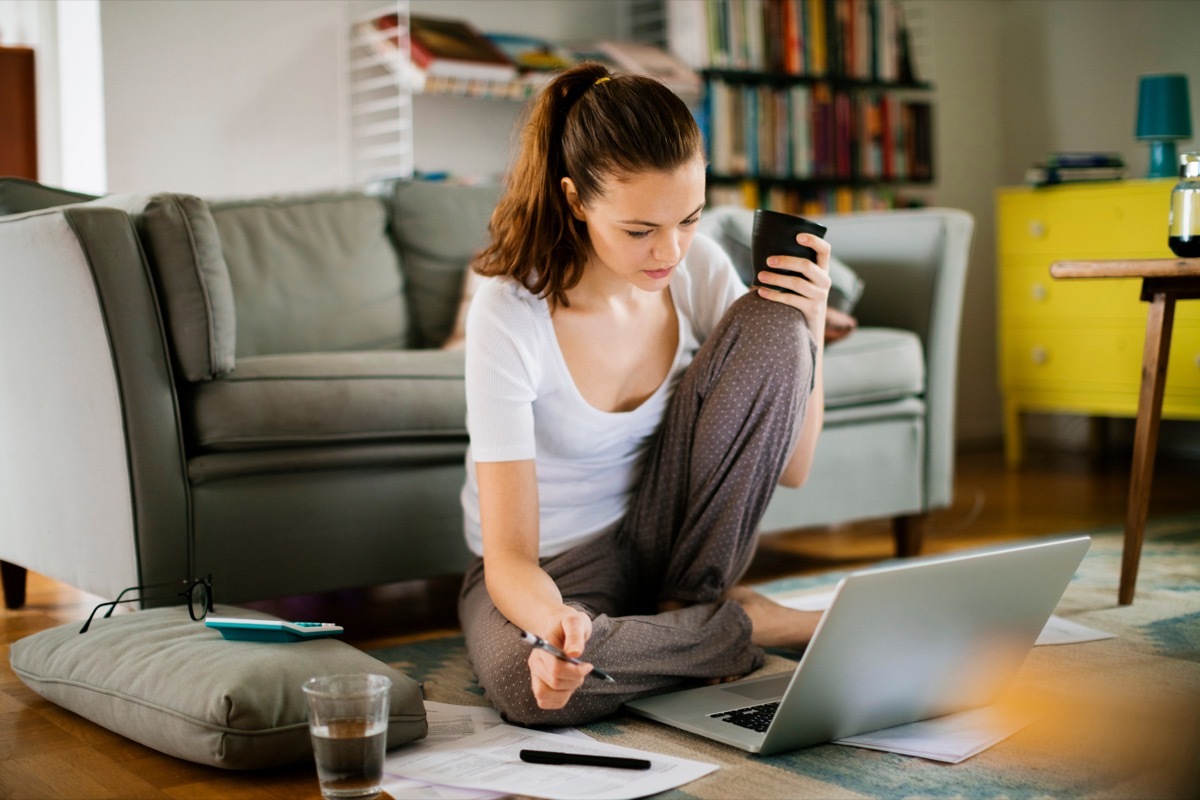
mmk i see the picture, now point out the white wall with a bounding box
[907,0,1005,446]
[91,0,624,193]
[99,0,347,196]
[998,0,1200,185]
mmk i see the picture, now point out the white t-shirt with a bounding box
[461,233,747,558]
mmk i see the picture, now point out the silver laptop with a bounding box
[624,536,1090,755]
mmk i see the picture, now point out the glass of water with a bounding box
[303,674,392,799]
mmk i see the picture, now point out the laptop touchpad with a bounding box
[721,674,790,701]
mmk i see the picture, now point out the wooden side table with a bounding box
[1050,258,1200,604]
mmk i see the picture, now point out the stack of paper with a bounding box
[383,702,717,800]
[835,706,1034,763]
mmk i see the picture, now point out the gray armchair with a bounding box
[0,178,971,609]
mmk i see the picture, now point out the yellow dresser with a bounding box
[996,179,1200,467]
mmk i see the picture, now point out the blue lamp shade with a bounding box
[1136,74,1192,178]
[1136,74,1192,139]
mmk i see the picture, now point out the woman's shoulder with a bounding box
[471,275,544,324]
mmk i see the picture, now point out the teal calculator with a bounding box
[205,616,344,643]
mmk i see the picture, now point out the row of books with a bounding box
[668,0,918,83]
[1024,152,1126,187]
[359,12,699,97]
[703,81,933,183]
[707,181,924,215]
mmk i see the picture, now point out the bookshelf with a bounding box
[666,0,935,215]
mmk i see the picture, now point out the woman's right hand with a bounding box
[528,607,594,710]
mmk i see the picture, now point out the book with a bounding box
[568,40,701,97]
[409,15,518,83]
[356,12,427,91]
[1025,165,1126,186]
[484,33,576,74]
[1025,152,1126,186]
[1041,151,1125,169]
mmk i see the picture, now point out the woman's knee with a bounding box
[476,654,617,727]
[725,294,813,363]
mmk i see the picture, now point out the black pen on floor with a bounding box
[518,629,616,682]
[519,749,651,770]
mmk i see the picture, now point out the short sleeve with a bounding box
[464,280,540,462]
[683,234,748,343]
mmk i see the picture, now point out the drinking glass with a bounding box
[303,674,391,799]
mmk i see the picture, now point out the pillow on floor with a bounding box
[9,606,427,770]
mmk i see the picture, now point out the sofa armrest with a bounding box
[815,208,974,511]
[0,206,191,597]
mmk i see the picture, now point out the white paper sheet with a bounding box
[775,591,1115,646]
[834,705,1035,763]
[384,722,717,800]
[1033,614,1116,646]
[382,702,593,799]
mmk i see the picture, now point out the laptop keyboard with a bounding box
[709,701,780,733]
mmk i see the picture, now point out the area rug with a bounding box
[371,518,1200,799]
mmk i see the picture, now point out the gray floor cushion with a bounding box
[9,606,426,770]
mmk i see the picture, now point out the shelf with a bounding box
[708,173,934,188]
[701,68,931,93]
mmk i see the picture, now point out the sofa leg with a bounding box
[892,514,926,558]
[2,560,28,609]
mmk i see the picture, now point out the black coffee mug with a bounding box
[751,209,827,294]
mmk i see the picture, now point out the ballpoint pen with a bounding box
[519,749,650,770]
[518,629,616,682]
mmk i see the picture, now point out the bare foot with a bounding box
[725,585,822,649]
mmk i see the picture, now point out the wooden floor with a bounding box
[2,448,1198,798]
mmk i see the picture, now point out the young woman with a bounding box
[459,62,831,727]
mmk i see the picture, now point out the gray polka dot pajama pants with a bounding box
[458,292,817,726]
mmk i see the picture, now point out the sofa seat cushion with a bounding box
[190,349,465,451]
[823,327,925,409]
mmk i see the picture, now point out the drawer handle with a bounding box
[1031,283,1047,301]
[1031,346,1049,365]
[1029,220,1046,238]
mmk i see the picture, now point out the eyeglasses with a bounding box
[79,575,213,633]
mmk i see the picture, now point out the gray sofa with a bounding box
[0,179,972,608]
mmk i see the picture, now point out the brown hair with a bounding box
[475,62,705,308]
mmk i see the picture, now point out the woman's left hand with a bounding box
[755,233,833,340]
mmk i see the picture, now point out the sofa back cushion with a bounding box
[389,181,502,347]
[210,193,410,358]
[88,193,238,382]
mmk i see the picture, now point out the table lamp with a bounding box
[1136,73,1192,179]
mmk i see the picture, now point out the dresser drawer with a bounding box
[999,256,1144,324]
[997,181,1174,257]
[1001,325,1200,394]
[999,256,1200,325]
[1001,327,1142,392]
